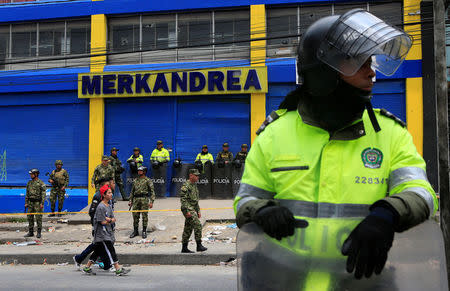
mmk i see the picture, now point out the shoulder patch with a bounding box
[256,110,286,135]
[379,109,406,128]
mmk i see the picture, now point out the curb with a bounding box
[0,253,236,265]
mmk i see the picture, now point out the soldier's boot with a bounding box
[196,241,208,252]
[181,243,194,253]
[48,208,55,217]
[129,228,139,238]
[24,228,34,237]
[57,207,63,217]
[142,227,147,239]
[36,228,42,239]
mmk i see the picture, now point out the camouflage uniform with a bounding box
[25,178,46,230]
[180,180,202,243]
[109,154,126,199]
[91,164,115,191]
[129,176,155,230]
[216,151,234,163]
[234,151,248,162]
[49,168,69,213]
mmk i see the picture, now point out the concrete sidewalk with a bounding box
[0,198,238,265]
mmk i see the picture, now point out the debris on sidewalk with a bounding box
[171,235,177,240]
[57,219,68,224]
[226,223,237,229]
[48,226,56,233]
[43,258,47,265]
[210,231,222,235]
[221,237,233,244]
[213,225,226,231]
[220,257,236,267]
[57,262,69,266]
[155,224,166,231]
[14,241,39,246]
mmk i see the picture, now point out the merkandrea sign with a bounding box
[78,67,268,98]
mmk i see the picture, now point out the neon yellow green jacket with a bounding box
[195,153,214,164]
[150,148,170,163]
[234,109,437,233]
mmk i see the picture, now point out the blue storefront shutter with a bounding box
[0,93,89,186]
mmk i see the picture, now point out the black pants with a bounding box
[89,241,117,269]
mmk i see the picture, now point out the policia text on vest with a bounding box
[78,67,268,98]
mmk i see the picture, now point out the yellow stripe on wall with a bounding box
[250,4,267,144]
[404,0,423,155]
[88,13,107,203]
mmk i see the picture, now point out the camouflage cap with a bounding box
[202,145,208,149]
[102,155,110,161]
[55,160,63,165]
[111,147,119,152]
[223,142,229,147]
[156,140,163,145]
[241,144,248,148]
[189,168,200,176]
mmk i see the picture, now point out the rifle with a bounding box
[45,172,62,189]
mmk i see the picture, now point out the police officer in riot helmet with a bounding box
[235,9,436,281]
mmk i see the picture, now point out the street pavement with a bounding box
[0,198,238,265]
[0,264,238,291]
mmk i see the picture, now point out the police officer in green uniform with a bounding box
[216,142,233,164]
[128,166,155,239]
[150,140,170,165]
[24,169,46,238]
[91,155,115,191]
[180,169,208,253]
[127,147,144,175]
[48,160,69,217]
[234,9,437,281]
[233,144,249,163]
[109,147,127,201]
[195,145,214,164]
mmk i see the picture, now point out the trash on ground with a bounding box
[57,262,69,266]
[210,231,222,235]
[171,235,177,240]
[222,237,233,244]
[48,226,56,233]
[43,258,47,265]
[155,224,166,231]
[14,241,38,246]
[220,257,236,266]
[226,223,237,229]
[57,219,68,224]
[15,230,20,233]
[213,225,226,231]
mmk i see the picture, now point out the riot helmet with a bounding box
[298,9,411,96]
[173,158,182,168]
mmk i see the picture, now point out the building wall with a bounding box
[0,0,425,199]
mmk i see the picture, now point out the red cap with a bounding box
[100,184,110,199]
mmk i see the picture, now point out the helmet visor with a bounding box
[317,9,412,76]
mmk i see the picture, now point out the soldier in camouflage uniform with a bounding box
[48,160,69,217]
[91,155,115,191]
[216,142,234,164]
[233,144,248,163]
[109,147,127,201]
[24,169,46,238]
[128,166,155,239]
[180,169,207,253]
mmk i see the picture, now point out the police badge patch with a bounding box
[361,148,383,169]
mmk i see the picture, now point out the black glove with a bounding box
[253,206,297,240]
[341,207,396,279]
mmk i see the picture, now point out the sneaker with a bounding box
[115,268,130,276]
[82,267,96,275]
[108,267,116,272]
[93,261,104,269]
[73,256,81,270]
